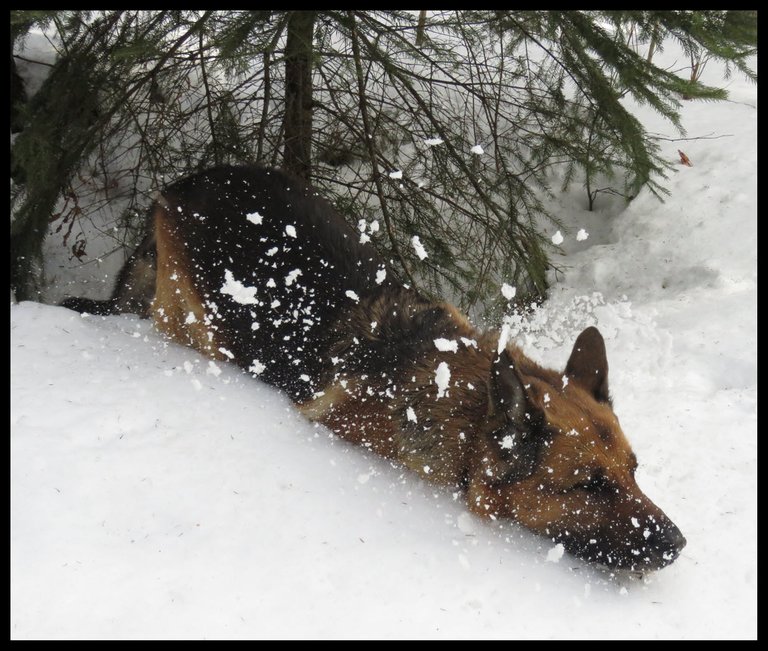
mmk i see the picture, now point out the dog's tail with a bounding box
[60,296,118,315]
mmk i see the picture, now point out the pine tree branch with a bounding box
[90,11,214,141]
[198,30,219,164]
[648,132,734,141]
[348,10,417,289]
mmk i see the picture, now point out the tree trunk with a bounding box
[415,10,427,47]
[11,52,27,134]
[283,11,316,180]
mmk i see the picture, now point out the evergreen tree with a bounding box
[10,10,757,312]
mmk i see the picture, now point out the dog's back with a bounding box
[158,165,401,400]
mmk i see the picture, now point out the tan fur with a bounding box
[152,205,228,361]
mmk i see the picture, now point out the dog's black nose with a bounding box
[646,522,687,567]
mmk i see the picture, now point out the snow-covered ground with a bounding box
[11,45,756,638]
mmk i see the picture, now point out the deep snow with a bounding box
[11,40,756,639]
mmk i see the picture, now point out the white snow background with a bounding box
[11,39,756,639]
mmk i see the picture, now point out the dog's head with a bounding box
[469,327,686,571]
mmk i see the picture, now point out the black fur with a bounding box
[62,165,400,401]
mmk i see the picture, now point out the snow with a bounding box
[424,138,444,146]
[388,170,403,180]
[284,269,302,287]
[546,544,565,564]
[501,283,516,301]
[496,322,512,355]
[220,270,258,305]
[470,144,484,155]
[11,47,756,639]
[411,235,428,260]
[434,338,458,353]
[434,362,451,398]
[248,360,266,376]
[551,230,564,245]
[246,211,263,226]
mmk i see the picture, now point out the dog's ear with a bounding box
[490,348,528,423]
[565,326,610,403]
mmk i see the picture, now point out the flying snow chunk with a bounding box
[285,269,303,287]
[501,283,516,301]
[285,224,297,238]
[369,220,380,233]
[551,230,564,245]
[497,322,512,355]
[460,337,477,348]
[424,138,444,146]
[375,268,387,284]
[406,406,417,423]
[221,269,258,305]
[500,434,515,450]
[207,361,222,377]
[360,233,371,244]
[249,360,266,375]
[546,543,565,563]
[345,290,360,303]
[389,170,403,180]
[184,311,197,325]
[411,235,428,260]
[358,219,367,232]
[218,347,235,359]
[434,338,458,353]
[246,211,263,225]
[576,228,589,241]
[435,361,451,399]
[470,144,484,155]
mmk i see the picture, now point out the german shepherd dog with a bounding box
[62,165,686,571]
